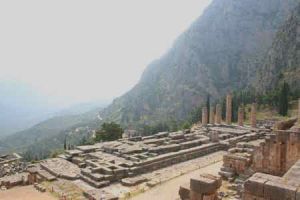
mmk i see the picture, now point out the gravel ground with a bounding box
[0,185,57,200]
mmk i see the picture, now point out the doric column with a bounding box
[226,94,232,125]
[238,106,244,126]
[202,107,208,126]
[298,99,300,124]
[251,103,257,128]
[215,104,221,124]
[209,106,215,124]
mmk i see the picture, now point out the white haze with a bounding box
[0,0,211,106]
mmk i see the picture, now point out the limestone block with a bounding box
[190,176,218,194]
[202,193,216,200]
[296,188,300,200]
[190,190,202,200]
[264,180,297,200]
[179,184,190,200]
[244,176,266,197]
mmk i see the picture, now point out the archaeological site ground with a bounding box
[1,95,300,200]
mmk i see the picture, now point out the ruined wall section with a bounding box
[252,131,300,176]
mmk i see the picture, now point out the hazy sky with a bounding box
[0,0,211,105]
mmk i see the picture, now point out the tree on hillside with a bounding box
[95,122,123,142]
[206,94,210,122]
[64,137,67,150]
[279,82,290,116]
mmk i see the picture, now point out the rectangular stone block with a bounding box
[264,180,297,200]
[244,176,266,197]
[190,176,218,194]
[190,190,202,200]
[179,184,190,200]
[296,188,300,200]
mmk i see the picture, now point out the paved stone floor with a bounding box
[131,161,223,200]
[97,151,225,199]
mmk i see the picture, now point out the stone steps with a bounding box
[37,170,56,181]
[79,174,109,188]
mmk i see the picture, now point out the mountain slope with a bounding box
[0,81,66,136]
[101,0,299,127]
[0,106,103,159]
[255,3,300,93]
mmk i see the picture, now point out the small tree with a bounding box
[63,137,67,150]
[279,82,290,116]
[206,94,210,122]
[95,122,123,142]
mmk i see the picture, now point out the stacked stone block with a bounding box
[244,160,300,200]
[179,174,222,200]
[252,130,300,176]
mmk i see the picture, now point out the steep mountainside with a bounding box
[101,0,299,127]
[0,107,103,159]
[255,3,300,93]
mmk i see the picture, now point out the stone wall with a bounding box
[252,130,300,176]
[244,160,300,200]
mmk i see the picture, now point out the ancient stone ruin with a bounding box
[179,174,222,200]
[1,94,300,200]
[226,94,232,125]
[202,107,208,126]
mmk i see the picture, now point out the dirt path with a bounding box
[131,161,223,200]
[0,185,57,200]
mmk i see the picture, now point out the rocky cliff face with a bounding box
[101,0,299,127]
[255,3,300,93]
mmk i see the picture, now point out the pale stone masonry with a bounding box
[179,173,222,200]
[251,103,257,128]
[238,106,244,126]
[226,94,232,125]
[209,106,215,125]
[244,160,300,200]
[252,130,300,176]
[215,104,222,124]
[298,99,300,124]
[202,107,208,126]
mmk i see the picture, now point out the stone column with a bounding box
[209,106,215,124]
[298,99,300,124]
[215,104,221,124]
[202,107,208,126]
[251,103,257,128]
[238,106,244,126]
[226,94,232,125]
